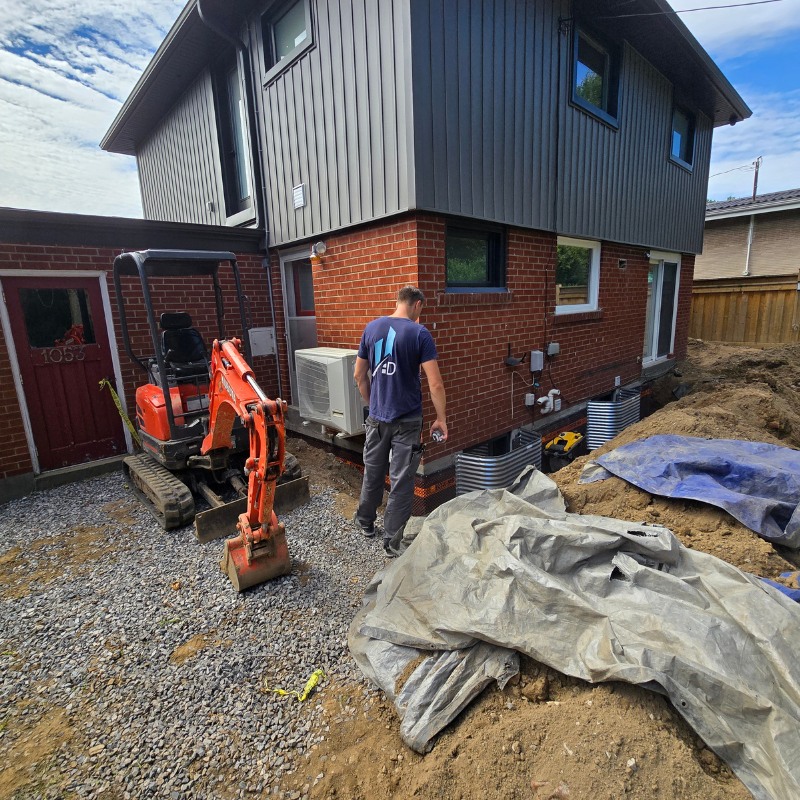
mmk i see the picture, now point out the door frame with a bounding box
[279,246,317,405]
[642,251,681,366]
[0,269,132,474]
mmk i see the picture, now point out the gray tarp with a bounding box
[349,468,800,800]
[580,434,800,548]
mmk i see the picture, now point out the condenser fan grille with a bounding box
[297,356,330,416]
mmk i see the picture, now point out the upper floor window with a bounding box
[263,0,312,83]
[573,28,619,125]
[555,237,600,314]
[671,108,695,168]
[446,225,505,289]
[213,55,254,225]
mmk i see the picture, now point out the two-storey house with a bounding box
[101,0,750,509]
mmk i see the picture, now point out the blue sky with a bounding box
[0,0,798,217]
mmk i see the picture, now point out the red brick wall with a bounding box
[304,213,685,461]
[0,244,276,480]
[1,217,694,482]
[674,253,694,360]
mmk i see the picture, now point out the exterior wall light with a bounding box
[310,241,327,264]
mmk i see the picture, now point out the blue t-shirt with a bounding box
[358,316,438,422]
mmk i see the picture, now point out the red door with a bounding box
[3,275,126,471]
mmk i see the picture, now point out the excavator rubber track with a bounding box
[123,453,195,530]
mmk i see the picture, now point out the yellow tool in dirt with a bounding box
[264,668,325,702]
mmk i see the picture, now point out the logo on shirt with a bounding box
[372,327,396,376]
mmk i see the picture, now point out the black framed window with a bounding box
[446,226,505,289]
[572,28,619,125]
[262,0,312,83]
[671,107,695,167]
[213,54,253,224]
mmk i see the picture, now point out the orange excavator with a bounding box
[113,249,301,590]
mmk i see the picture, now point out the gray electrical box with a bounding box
[546,342,560,357]
[249,327,276,357]
[530,350,544,372]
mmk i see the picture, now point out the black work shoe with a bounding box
[352,514,375,538]
[383,541,401,558]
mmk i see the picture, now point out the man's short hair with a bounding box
[398,285,425,306]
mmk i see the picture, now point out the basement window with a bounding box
[446,225,505,290]
[263,0,313,84]
[555,237,600,314]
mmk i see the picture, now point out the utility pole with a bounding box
[752,156,762,200]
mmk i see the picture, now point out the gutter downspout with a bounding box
[197,0,284,400]
[744,215,755,277]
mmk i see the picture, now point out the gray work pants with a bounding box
[356,415,423,545]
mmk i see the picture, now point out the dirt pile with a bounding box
[284,340,800,800]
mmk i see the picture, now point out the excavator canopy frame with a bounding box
[112,249,252,442]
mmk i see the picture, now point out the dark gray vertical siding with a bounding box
[256,0,413,246]
[137,71,224,225]
[559,43,710,253]
[411,0,710,253]
[412,0,557,231]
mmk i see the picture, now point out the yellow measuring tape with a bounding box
[98,378,140,446]
[264,668,325,702]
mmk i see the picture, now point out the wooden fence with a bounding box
[690,276,800,344]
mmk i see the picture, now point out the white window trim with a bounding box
[555,236,601,315]
[643,251,682,365]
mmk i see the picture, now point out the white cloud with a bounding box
[0,0,185,217]
[669,0,800,59]
[708,88,800,199]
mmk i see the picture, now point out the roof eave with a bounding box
[100,0,200,156]
[707,201,800,221]
[651,0,751,126]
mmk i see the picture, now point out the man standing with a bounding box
[353,286,447,556]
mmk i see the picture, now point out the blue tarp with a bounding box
[580,434,800,549]
[761,578,800,602]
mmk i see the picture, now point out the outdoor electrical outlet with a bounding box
[530,350,544,372]
[554,398,562,412]
[615,375,621,387]
[525,393,537,407]
[546,342,560,357]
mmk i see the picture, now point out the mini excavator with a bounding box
[113,250,303,591]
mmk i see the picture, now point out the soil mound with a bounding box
[286,340,800,800]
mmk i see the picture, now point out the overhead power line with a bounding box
[602,0,784,20]
[709,156,761,180]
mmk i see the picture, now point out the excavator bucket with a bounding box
[221,527,291,592]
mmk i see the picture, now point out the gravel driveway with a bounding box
[0,472,385,799]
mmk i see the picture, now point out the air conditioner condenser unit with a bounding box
[294,347,366,436]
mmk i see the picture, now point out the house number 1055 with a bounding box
[42,346,86,363]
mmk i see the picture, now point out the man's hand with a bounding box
[430,420,448,442]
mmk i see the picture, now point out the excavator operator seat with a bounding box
[159,312,209,380]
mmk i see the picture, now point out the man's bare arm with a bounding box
[421,359,447,440]
[354,356,371,406]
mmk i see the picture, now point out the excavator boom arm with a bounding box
[201,338,286,548]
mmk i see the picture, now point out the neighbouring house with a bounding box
[1,0,750,509]
[691,188,800,344]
